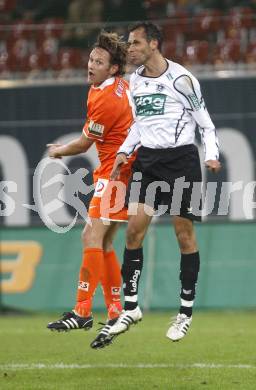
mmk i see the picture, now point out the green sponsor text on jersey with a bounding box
[134,94,167,116]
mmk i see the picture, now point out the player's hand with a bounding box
[46,143,63,159]
[110,153,128,180]
[205,159,221,173]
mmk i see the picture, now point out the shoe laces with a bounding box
[170,314,187,328]
[97,322,108,332]
[61,311,73,320]
[97,318,117,332]
[117,310,130,321]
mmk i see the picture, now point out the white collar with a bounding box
[92,77,115,90]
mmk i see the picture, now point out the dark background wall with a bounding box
[1,76,256,225]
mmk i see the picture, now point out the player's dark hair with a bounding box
[128,22,163,51]
[94,31,127,76]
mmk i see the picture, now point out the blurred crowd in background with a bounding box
[1,0,256,79]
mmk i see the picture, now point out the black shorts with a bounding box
[126,144,202,222]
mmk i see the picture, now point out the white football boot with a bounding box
[166,313,192,341]
[108,306,143,335]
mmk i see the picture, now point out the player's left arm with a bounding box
[47,133,94,159]
[174,75,221,172]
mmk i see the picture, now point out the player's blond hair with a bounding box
[94,31,127,76]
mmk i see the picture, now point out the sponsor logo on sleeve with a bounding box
[188,93,201,111]
[88,120,104,136]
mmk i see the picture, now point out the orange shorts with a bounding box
[88,173,129,222]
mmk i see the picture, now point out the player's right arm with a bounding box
[47,133,94,159]
[110,153,128,180]
[110,122,141,179]
[117,121,141,156]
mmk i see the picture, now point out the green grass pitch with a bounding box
[0,311,256,389]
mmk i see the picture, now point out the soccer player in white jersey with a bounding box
[103,22,221,343]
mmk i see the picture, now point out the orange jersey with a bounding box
[83,76,133,175]
[83,76,135,222]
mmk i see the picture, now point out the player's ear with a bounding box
[150,39,158,51]
[110,64,119,76]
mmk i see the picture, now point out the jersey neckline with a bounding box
[92,77,115,90]
[137,59,170,79]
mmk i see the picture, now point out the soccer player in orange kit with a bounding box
[46,31,134,349]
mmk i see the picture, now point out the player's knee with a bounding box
[82,228,103,249]
[81,228,89,247]
[103,236,114,252]
[126,224,144,248]
[176,229,196,253]
[82,230,91,248]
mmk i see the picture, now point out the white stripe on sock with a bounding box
[181,298,194,308]
[125,295,138,302]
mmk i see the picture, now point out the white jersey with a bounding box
[120,59,219,161]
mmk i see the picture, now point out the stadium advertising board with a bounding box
[1,77,256,228]
[1,222,256,311]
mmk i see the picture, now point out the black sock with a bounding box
[122,247,143,310]
[179,252,200,317]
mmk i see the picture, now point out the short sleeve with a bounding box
[83,94,122,142]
